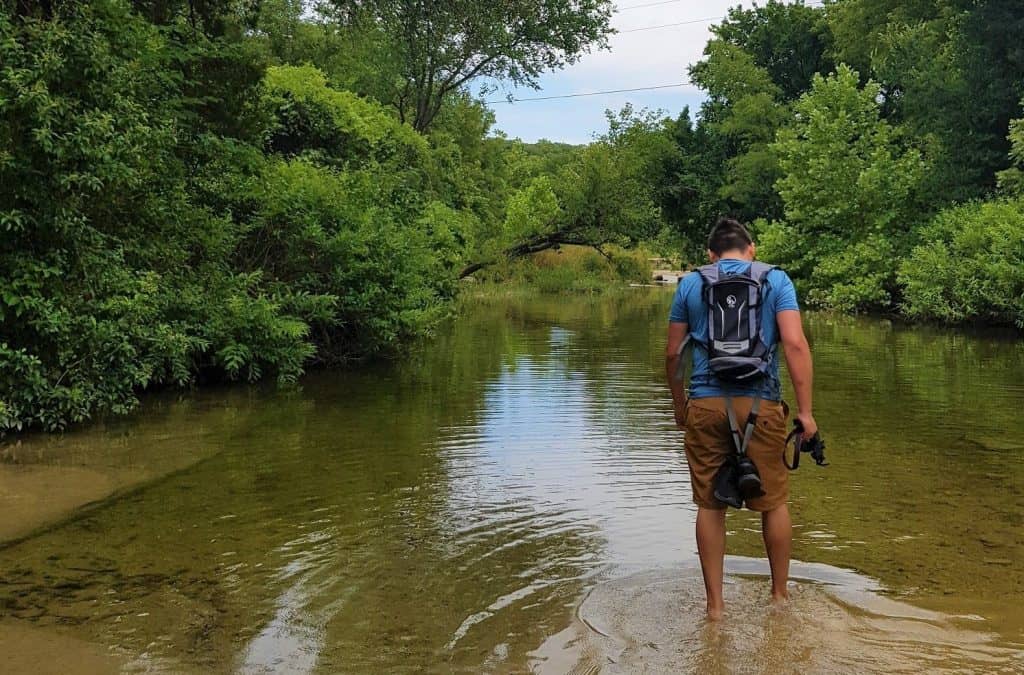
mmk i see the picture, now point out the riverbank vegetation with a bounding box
[467,245,653,297]
[662,1,1024,325]
[2,0,1022,432]
[0,0,631,431]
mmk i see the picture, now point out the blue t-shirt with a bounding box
[669,259,799,400]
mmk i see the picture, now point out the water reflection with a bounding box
[0,290,1021,673]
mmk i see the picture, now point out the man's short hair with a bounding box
[707,217,753,256]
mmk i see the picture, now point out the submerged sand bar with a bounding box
[0,395,243,545]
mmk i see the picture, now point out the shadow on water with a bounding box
[0,288,1022,673]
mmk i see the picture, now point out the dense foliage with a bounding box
[645,0,1024,325]
[899,200,1024,326]
[3,0,1023,433]
[0,0,620,432]
[762,66,925,311]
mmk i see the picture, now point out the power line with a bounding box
[486,2,827,104]
[618,15,725,32]
[616,1,825,32]
[619,0,822,9]
[485,82,690,104]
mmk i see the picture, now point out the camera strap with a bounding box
[724,394,761,457]
[784,426,803,470]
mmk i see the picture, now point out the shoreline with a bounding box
[4,279,1021,444]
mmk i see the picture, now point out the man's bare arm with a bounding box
[777,309,816,438]
[666,322,689,429]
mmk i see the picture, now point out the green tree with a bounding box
[323,0,614,132]
[656,108,729,260]
[251,0,404,106]
[260,64,428,172]
[422,93,514,234]
[826,0,939,77]
[0,2,318,431]
[712,0,833,101]
[684,2,833,225]
[246,159,456,359]
[996,101,1024,196]
[459,117,661,277]
[767,66,925,310]
[829,0,1024,202]
[689,42,787,222]
[0,5,490,434]
[248,65,473,356]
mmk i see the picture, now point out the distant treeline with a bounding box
[2,0,1023,433]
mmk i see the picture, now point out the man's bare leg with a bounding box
[696,506,727,619]
[762,504,791,601]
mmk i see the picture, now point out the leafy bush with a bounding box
[610,248,652,283]
[898,199,1024,327]
[768,65,926,311]
[0,7,467,433]
[0,3,190,430]
[806,235,896,312]
[478,245,651,294]
[262,64,427,172]
[246,159,456,359]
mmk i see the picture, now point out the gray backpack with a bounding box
[693,261,776,383]
[674,261,780,509]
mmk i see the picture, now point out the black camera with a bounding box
[735,456,763,496]
[804,434,827,466]
[784,420,828,470]
[713,454,765,509]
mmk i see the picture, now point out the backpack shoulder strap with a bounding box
[747,261,776,285]
[697,263,719,285]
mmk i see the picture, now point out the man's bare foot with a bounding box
[770,590,790,605]
[706,603,725,621]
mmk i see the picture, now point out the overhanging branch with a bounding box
[458,229,614,279]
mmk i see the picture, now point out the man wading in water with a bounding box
[665,218,816,620]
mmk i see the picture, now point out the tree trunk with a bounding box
[458,233,613,279]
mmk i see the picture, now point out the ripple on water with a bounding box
[531,561,1024,675]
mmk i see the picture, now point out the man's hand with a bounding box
[666,322,690,430]
[674,398,688,430]
[796,411,817,440]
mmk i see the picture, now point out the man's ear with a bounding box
[749,243,757,260]
[707,249,718,262]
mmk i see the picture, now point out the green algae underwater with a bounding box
[1,289,1022,673]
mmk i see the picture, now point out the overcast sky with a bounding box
[477,1,748,144]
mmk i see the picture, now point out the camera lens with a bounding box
[736,456,763,498]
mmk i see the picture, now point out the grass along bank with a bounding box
[462,245,656,299]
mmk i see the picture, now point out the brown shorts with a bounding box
[683,396,790,512]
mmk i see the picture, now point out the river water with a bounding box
[1,289,1022,673]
